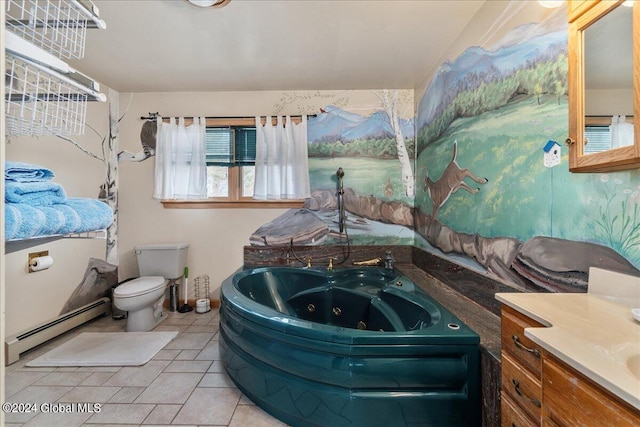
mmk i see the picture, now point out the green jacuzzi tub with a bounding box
[219,266,480,427]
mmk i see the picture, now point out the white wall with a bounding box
[116,91,353,301]
[5,99,110,336]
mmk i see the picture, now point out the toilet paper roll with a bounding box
[196,299,209,313]
[30,255,54,271]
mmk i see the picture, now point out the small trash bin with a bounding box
[111,278,136,320]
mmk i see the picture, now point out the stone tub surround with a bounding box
[244,244,413,268]
[410,246,527,317]
[242,245,520,426]
[397,265,501,427]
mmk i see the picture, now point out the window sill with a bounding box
[161,199,306,209]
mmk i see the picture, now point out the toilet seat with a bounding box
[114,276,166,298]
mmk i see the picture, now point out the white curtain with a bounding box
[610,115,634,148]
[254,115,310,200]
[153,117,207,200]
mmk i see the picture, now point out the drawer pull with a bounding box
[512,334,540,357]
[512,379,541,408]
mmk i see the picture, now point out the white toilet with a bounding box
[113,243,189,332]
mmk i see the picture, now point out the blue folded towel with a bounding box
[65,198,113,232]
[5,198,113,241]
[53,203,83,235]
[35,205,68,236]
[5,203,47,240]
[5,161,55,182]
[5,181,67,205]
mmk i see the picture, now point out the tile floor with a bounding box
[3,308,289,426]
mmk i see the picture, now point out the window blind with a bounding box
[205,127,256,166]
[584,126,611,154]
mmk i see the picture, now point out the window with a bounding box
[161,117,304,209]
[206,126,257,199]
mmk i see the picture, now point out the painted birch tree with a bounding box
[54,90,132,264]
[376,89,415,198]
[105,89,120,265]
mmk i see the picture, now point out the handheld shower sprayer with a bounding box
[337,167,345,233]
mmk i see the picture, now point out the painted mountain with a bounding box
[416,7,568,131]
[308,105,415,143]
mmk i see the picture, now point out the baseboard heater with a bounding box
[4,297,111,365]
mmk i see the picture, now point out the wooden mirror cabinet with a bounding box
[567,0,640,172]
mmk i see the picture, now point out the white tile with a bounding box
[229,403,289,427]
[135,373,203,404]
[184,324,217,333]
[59,386,120,403]
[153,349,181,360]
[33,371,92,386]
[4,370,49,398]
[164,317,196,326]
[23,408,93,427]
[164,333,214,350]
[164,360,212,373]
[195,340,220,360]
[103,360,169,387]
[198,373,236,388]
[84,403,155,424]
[173,387,242,425]
[107,387,145,404]
[3,386,73,423]
[79,372,117,386]
[141,404,181,425]
[76,366,121,373]
[207,360,225,373]
[175,349,200,360]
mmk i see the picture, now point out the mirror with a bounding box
[567,1,640,172]
[584,3,633,153]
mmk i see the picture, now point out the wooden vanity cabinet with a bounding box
[500,304,640,427]
[542,354,640,427]
[500,306,544,426]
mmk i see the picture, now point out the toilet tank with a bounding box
[135,243,189,279]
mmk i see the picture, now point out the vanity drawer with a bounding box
[502,352,542,423]
[501,391,539,427]
[501,305,543,377]
[542,355,640,427]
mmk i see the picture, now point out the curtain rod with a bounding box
[140,113,317,120]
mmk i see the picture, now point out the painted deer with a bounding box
[424,140,488,221]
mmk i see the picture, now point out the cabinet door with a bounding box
[502,391,539,427]
[543,355,640,427]
[502,352,542,423]
[501,306,543,377]
[567,0,599,23]
[567,0,640,172]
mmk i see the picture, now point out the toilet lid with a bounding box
[114,276,166,298]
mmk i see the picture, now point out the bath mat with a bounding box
[26,331,178,367]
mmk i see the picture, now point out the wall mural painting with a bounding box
[415,8,640,292]
[251,90,417,247]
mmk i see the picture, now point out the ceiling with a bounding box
[69,0,486,93]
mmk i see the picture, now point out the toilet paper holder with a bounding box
[28,250,53,272]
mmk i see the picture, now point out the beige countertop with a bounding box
[495,292,640,411]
